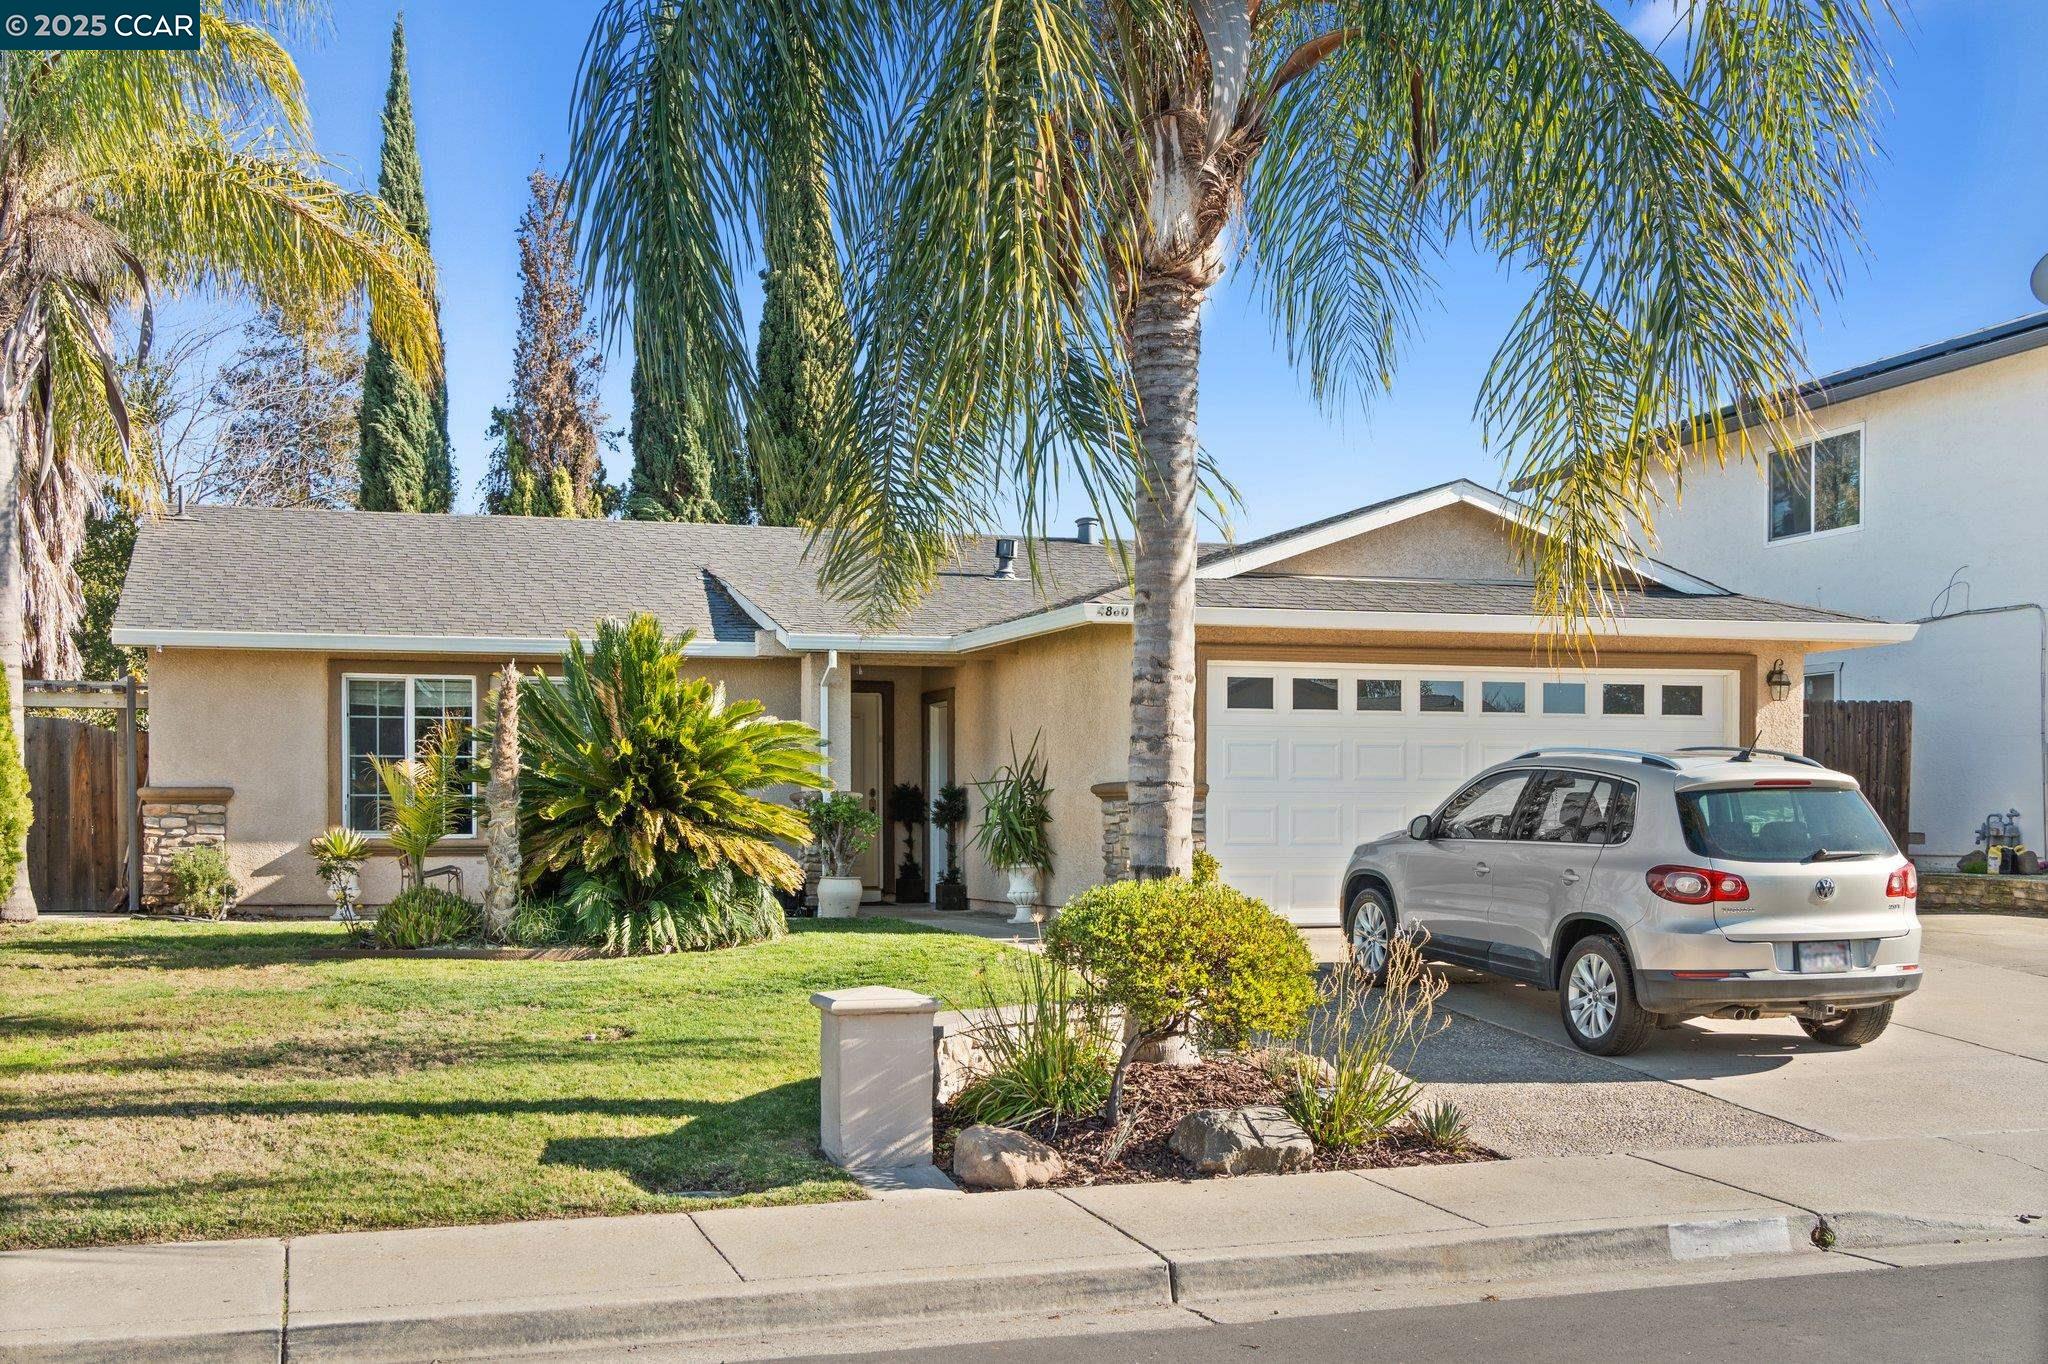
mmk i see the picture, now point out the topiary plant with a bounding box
[1045,876,1316,1121]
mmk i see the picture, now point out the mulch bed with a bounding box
[935,1058,1497,1189]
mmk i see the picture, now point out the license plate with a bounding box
[1797,940,1852,973]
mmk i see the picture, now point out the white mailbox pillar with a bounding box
[812,986,941,1169]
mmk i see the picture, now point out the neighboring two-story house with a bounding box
[1642,312,2048,863]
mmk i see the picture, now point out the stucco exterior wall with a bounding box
[1639,346,2048,860]
[1260,503,1531,580]
[145,646,804,908]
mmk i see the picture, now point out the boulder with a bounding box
[951,1124,1066,1189]
[1170,1105,1314,1176]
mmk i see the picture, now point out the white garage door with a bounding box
[1206,662,1736,924]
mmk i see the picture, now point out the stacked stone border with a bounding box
[139,784,231,909]
[1091,781,1208,882]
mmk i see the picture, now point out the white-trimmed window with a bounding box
[343,674,477,835]
[1769,429,1861,541]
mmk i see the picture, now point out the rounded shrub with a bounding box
[373,886,480,949]
[1045,876,1316,1116]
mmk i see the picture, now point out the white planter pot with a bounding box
[1005,867,1043,926]
[816,876,865,919]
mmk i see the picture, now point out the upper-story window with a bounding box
[1769,430,1861,541]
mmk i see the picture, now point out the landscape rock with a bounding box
[951,1124,1067,1189]
[1170,1105,1314,1176]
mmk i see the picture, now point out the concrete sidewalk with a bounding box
[5,1135,2041,1363]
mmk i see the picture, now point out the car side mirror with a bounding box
[1408,815,1435,841]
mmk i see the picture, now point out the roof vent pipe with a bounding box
[992,537,1018,578]
[1075,516,1100,544]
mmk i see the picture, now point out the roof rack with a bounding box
[1510,747,1680,772]
[1674,745,1825,768]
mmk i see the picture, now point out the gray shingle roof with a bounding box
[111,506,1125,643]
[112,504,1880,647]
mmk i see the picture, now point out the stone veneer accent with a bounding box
[1091,782,1208,882]
[139,785,231,909]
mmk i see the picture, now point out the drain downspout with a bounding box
[817,649,841,789]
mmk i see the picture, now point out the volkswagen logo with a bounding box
[1813,878,1838,901]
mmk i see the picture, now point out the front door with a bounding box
[850,688,885,901]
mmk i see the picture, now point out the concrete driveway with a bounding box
[1321,914,2048,1159]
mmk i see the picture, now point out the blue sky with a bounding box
[283,2,2045,535]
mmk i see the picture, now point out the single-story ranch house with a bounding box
[110,479,1916,924]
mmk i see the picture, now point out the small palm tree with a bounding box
[0,6,441,921]
[570,1,1890,879]
[369,722,474,893]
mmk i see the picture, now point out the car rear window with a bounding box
[1677,786,1895,863]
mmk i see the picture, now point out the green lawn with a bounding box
[0,917,1017,1250]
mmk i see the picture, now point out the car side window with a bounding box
[1523,771,1605,842]
[1436,771,1531,841]
[1581,779,1637,844]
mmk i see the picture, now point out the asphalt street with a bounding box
[837,1255,2048,1363]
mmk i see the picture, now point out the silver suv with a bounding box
[1340,746,1922,1055]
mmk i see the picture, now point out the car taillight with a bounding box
[1646,864,1750,904]
[1886,863,1918,899]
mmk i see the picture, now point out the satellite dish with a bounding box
[2032,252,2048,306]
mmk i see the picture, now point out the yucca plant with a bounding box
[971,735,1053,873]
[1284,935,1447,1149]
[1410,1098,1473,1155]
[369,722,473,892]
[520,613,825,952]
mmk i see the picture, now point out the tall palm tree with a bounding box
[0,5,441,920]
[570,1,1888,878]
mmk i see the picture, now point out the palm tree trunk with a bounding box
[1125,271,1205,880]
[0,329,37,922]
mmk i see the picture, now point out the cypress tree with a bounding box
[357,14,452,512]
[747,40,853,528]
[625,354,723,522]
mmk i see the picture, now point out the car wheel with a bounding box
[1559,935,1652,1056]
[1345,886,1394,981]
[1797,1001,1894,1047]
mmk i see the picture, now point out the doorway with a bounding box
[922,689,954,899]
[850,681,893,901]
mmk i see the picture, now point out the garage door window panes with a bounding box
[1482,681,1526,714]
[1292,677,1340,711]
[1602,683,1645,716]
[1661,684,1705,717]
[1542,682,1586,715]
[1357,679,1401,712]
[1226,676,1274,710]
[1420,680,1465,713]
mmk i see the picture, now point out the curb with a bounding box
[0,1325,279,1364]
[281,1254,1172,1364]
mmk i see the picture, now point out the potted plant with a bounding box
[972,736,1053,925]
[931,783,969,912]
[799,791,880,918]
[310,826,370,922]
[887,781,927,903]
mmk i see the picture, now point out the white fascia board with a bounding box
[705,575,786,637]
[1192,606,1918,645]
[108,626,763,658]
[1196,479,1712,595]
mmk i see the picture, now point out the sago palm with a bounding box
[0,4,440,920]
[570,1,1889,877]
[518,613,825,894]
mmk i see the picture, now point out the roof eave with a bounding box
[107,626,765,658]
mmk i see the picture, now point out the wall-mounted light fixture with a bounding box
[1766,658,1793,703]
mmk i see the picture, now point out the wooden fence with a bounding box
[26,716,147,912]
[1805,699,1913,849]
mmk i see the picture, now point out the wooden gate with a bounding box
[26,716,148,912]
[1805,700,1912,848]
